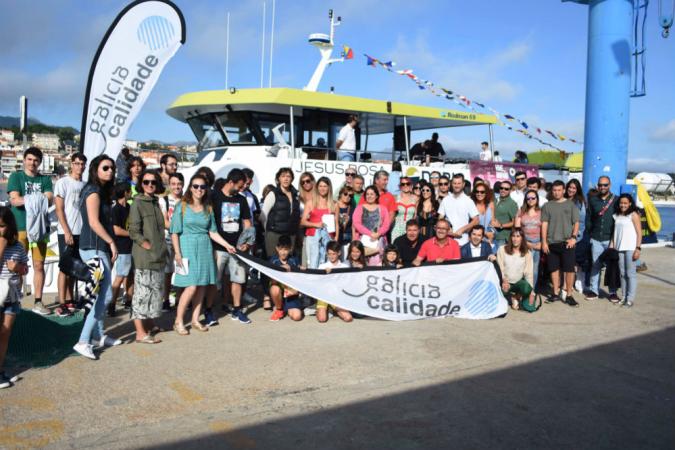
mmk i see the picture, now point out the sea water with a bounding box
[656,205,675,241]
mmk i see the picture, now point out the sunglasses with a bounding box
[341,192,352,197]
[598,183,609,187]
[439,182,449,186]
[421,188,432,193]
[500,187,511,191]
[191,184,208,190]
[301,179,313,185]
[475,190,486,194]
[526,196,537,201]
[100,165,115,172]
[400,182,411,187]
[142,179,157,186]
[345,172,357,177]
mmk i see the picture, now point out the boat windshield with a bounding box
[187,112,292,149]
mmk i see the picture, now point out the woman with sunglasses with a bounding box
[297,172,315,265]
[352,185,391,266]
[335,186,354,249]
[515,189,542,290]
[470,181,495,244]
[73,155,120,360]
[301,177,337,268]
[391,177,418,242]
[170,174,235,335]
[416,181,439,239]
[128,170,168,344]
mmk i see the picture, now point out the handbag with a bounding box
[521,293,542,313]
[58,244,92,282]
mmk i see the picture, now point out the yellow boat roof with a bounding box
[167,87,497,134]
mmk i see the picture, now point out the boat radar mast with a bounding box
[303,10,344,92]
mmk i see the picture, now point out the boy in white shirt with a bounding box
[316,241,353,323]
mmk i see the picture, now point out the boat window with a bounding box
[187,115,225,149]
[216,113,257,145]
[251,113,292,145]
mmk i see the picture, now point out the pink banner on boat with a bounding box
[469,161,539,186]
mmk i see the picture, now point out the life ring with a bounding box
[634,178,662,232]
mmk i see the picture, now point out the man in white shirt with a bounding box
[54,152,86,317]
[438,173,479,246]
[510,171,528,207]
[479,141,491,161]
[493,151,503,162]
[336,114,358,161]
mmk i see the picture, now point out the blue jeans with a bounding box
[337,151,355,161]
[590,239,616,295]
[305,228,330,269]
[78,249,113,344]
[531,249,541,290]
[618,250,637,302]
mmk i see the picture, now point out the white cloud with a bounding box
[649,120,675,142]
[628,158,675,173]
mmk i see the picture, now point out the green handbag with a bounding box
[521,293,542,313]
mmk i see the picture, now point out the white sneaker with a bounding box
[94,335,122,349]
[73,343,97,360]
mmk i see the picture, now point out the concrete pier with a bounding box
[0,247,673,449]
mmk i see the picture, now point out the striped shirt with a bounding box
[1,241,28,286]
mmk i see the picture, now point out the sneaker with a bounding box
[94,335,123,349]
[608,293,621,304]
[269,309,285,322]
[546,294,562,304]
[65,302,77,312]
[584,291,599,301]
[0,372,18,389]
[232,309,252,324]
[204,309,219,327]
[565,295,579,307]
[622,301,634,308]
[574,279,583,293]
[55,305,73,317]
[32,301,51,316]
[636,263,648,273]
[73,343,97,360]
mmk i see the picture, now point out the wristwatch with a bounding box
[636,246,641,250]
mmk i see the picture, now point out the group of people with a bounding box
[0,146,643,384]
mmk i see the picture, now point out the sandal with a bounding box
[263,296,272,310]
[191,322,209,332]
[173,323,189,336]
[136,335,162,344]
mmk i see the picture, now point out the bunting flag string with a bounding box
[344,47,582,151]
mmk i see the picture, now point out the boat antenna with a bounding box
[304,9,344,92]
[260,1,266,88]
[268,0,276,88]
[225,11,230,89]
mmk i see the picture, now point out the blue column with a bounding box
[582,0,633,194]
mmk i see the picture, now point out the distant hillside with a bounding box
[0,115,43,128]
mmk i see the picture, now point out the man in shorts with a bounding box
[54,152,86,316]
[542,180,580,306]
[7,147,53,315]
[208,168,252,324]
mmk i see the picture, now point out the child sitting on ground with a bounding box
[269,235,304,322]
[316,241,353,323]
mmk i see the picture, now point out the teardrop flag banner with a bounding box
[236,252,508,321]
[79,0,186,166]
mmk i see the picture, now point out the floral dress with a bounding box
[391,195,417,242]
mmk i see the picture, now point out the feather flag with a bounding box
[342,45,354,60]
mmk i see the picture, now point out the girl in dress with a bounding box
[171,174,236,335]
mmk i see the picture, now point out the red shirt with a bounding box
[417,237,460,262]
[358,190,397,213]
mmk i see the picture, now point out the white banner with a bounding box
[80,0,185,164]
[237,253,508,321]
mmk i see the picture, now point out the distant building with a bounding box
[63,140,78,153]
[31,133,60,150]
[124,139,138,149]
[0,129,14,142]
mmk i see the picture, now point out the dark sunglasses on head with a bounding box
[598,183,609,187]
[100,165,115,172]
[142,179,157,186]
[191,184,207,190]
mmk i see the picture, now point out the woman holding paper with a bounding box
[352,185,391,266]
[170,174,236,335]
[301,177,338,269]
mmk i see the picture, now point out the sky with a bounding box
[1,0,674,171]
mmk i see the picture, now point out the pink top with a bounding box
[517,209,542,243]
[352,204,391,239]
